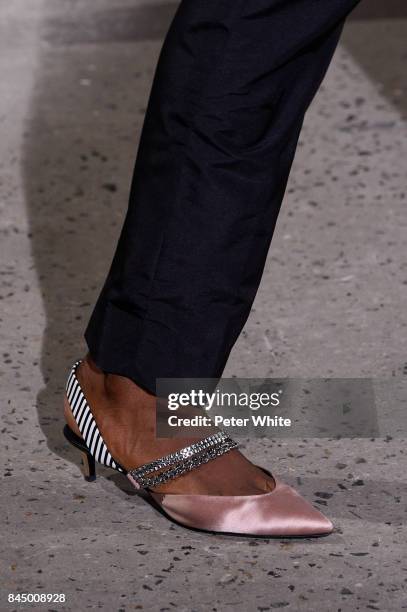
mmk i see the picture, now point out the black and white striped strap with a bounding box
[66,360,125,473]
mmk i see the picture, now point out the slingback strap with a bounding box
[129,431,238,489]
[66,360,126,473]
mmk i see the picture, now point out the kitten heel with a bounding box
[63,424,97,482]
[80,449,96,482]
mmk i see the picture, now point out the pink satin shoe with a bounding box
[146,476,333,537]
[64,360,333,537]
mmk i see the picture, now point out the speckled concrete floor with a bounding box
[1,1,406,611]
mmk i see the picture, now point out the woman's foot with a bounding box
[64,354,276,496]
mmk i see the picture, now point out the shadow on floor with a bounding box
[344,9,407,119]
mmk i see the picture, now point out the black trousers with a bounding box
[85,0,360,394]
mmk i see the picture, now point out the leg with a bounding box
[85,0,359,393]
[70,0,360,496]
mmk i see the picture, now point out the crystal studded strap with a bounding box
[129,431,238,489]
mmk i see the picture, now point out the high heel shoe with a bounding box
[63,360,334,537]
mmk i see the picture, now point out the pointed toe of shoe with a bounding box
[278,499,334,537]
[152,478,334,537]
[234,479,334,537]
[262,480,334,537]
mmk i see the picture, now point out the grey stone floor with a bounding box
[1,1,406,611]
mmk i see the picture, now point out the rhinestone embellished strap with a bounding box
[129,431,238,489]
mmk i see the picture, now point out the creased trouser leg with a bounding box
[85,0,360,393]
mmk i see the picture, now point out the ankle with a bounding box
[81,353,156,417]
